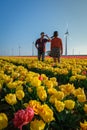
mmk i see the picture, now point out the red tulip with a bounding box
[82,70,87,75]
[39,75,43,81]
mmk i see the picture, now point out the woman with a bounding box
[50,31,63,63]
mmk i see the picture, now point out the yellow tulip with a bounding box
[64,100,75,110]
[16,90,25,100]
[77,94,86,103]
[84,104,87,113]
[39,104,54,123]
[28,100,41,115]
[5,93,17,105]
[30,119,45,130]
[37,86,47,101]
[55,100,65,112]
[0,113,8,130]
[80,120,87,130]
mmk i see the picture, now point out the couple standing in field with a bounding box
[35,31,63,63]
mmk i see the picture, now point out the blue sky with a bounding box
[0,0,87,56]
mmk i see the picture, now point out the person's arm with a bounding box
[44,34,51,42]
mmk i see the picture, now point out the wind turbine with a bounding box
[65,29,69,56]
[32,42,35,56]
[18,46,21,56]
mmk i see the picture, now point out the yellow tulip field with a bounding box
[0,56,87,130]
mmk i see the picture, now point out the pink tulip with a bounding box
[13,107,34,130]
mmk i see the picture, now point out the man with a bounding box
[35,32,50,61]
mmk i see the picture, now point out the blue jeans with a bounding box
[38,50,45,61]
